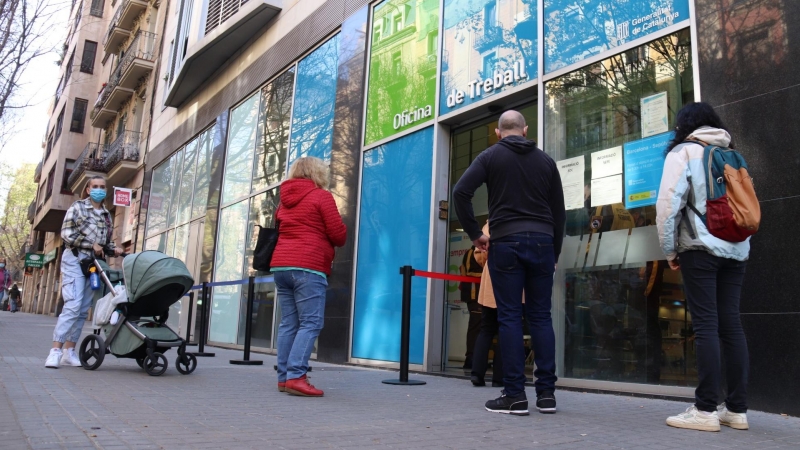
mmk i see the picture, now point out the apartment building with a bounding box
[23,0,164,315]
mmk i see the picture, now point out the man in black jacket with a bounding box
[453,110,565,416]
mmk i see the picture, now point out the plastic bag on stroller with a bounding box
[93,285,128,327]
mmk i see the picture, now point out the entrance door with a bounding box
[443,103,538,374]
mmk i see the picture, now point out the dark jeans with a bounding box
[465,300,482,361]
[488,232,557,396]
[471,306,503,383]
[680,251,749,413]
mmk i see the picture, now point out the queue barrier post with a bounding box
[231,276,263,365]
[194,282,215,357]
[184,292,195,343]
[382,265,426,386]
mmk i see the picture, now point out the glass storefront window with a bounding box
[146,155,176,236]
[166,150,184,229]
[545,30,696,386]
[252,69,295,192]
[222,94,260,204]
[176,140,198,225]
[444,104,537,371]
[289,35,339,164]
[210,201,249,344]
[192,128,215,219]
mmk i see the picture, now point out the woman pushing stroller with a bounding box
[46,176,123,369]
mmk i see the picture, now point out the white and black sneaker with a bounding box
[485,391,529,416]
[536,391,557,414]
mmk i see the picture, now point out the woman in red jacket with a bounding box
[272,157,347,397]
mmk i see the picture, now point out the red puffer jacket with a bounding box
[271,178,347,275]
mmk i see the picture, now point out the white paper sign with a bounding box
[591,174,623,207]
[591,147,623,180]
[557,156,585,210]
[641,92,669,138]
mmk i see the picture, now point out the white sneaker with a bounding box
[61,348,82,367]
[45,349,62,369]
[666,405,720,432]
[718,404,749,430]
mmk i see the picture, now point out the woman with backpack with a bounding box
[656,102,752,432]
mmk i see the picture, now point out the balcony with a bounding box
[68,143,108,193]
[103,0,148,54]
[27,201,36,224]
[475,26,504,53]
[117,31,157,89]
[104,130,141,188]
[90,83,118,128]
[165,0,281,107]
[418,53,437,77]
[34,161,42,182]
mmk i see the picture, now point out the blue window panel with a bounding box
[352,127,434,364]
[544,0,690,74]
[440,0,538,114]
[288,34,340,165]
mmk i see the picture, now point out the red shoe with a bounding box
[278,382,286,392]
[284,375,323,397]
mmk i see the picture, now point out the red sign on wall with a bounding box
[113,188,132,207]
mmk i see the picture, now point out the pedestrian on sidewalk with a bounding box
[0,257,12,311]
[271,157,347,397]
[45,176,123,369]
[657,102,752,432]
[470,221,504,388]
[8,283,21,312]
[453,110,566,416]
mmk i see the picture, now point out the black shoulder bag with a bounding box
[253,206,280,272]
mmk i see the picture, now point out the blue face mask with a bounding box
[89,188,106,203]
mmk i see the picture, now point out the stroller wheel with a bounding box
[143,352,168,376]
[79,335,106,370]
[176,353,197,375]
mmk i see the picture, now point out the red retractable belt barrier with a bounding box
[413,270,480,284]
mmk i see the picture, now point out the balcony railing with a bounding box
[116,31,157,87]
[68,143,107,189]
[475,26,504,52]
[104,130,141,172]
[103,3,126,47]
[92,83,111,118]
[418,53,437,75]
[34,161,42,182]
[27,201,36,223]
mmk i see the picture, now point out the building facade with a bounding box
[23,0,799,416]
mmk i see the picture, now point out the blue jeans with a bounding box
[53,251,94,343]
[680,251,749,413]
[275,270,327,381]
[488,232,557,397]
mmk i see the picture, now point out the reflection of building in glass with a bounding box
[366,0,440,143]
[440,0,536,112]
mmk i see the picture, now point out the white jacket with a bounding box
[655,127,750,262]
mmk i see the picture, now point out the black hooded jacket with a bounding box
[453,135,566,260]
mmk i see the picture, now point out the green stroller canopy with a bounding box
[122,251,194,304]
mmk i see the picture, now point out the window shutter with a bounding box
[205,0,223,35]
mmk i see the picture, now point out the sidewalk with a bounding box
[1,312,798,450]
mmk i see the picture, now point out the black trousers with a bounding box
[464,300,482,361]
[680,251,749,413]
[471,306,503,383]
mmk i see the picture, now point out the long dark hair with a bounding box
[666,102,729,154]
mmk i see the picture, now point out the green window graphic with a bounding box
[364,0,439,145]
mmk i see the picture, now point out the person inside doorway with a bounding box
[453,110,566,416]
[45,176,122,368]
[459,245,483,369]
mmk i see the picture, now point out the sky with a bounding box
[0,4,70,170]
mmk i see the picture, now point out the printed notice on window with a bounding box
[591,174,623,207]
[557,155,585,210]
[591,146,622,180]
[641,92,669,138]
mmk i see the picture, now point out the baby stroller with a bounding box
[79,251,197,376]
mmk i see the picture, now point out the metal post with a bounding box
[184,292,195,344]
[383,266,426,386]
[231,276,263,365]
[194,282,215,357]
